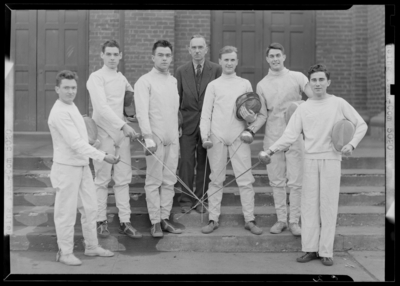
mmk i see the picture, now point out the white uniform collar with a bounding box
[268,67,289,76]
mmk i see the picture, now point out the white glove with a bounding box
[145,138,156,148]
[239,106,257,123]
[144,138,157,155]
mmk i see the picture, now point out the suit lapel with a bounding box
[182,62,198,101]
[199,60,213,99]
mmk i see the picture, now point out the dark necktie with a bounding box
[195,64,202,94]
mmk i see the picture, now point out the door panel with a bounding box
[37,10,88,131]
[11,10,88,132]
[212,10,315,87]
[264,10,315,75]
[11,10,37,131]
[212,11,263,91]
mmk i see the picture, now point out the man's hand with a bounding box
[104,154,120,164]
[239,106,257,123]
[179,127,182,138]
[122,124,141,141]
[92,139,101,149]
[258,150,272,165]
[341,144,354,156]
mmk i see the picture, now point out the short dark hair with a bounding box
[56,70,78,87]
[190,34,207,46]
[266,42,285,57]
[307,64,331,80]
[102,40,120,53]
[219,46,237,59]
[152,40,173,55]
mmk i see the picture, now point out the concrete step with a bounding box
[10,225,385,252]
[13,186,385,208]
[12,155,385,171]
[12,169,385,188]
[12,205,385,228]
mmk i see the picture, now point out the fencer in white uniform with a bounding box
[200,46,267,235]
[256,42,312,236]
[48,70,117,266]
[265,64,367,266]
[134,40,183,238]
[87,40,142,239]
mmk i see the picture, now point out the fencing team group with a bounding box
[48,34,367,267]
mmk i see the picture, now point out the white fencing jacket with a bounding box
[200,73,267,145]
[48,100,105,166]
[134,67,180,145]
[87,65,134,143]
[256,68,309,149]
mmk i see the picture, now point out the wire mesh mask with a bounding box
[235,92,262,121]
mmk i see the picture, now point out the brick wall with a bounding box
[316,6,385,117]
[123,10,175,85]
[174,10,212,73]
[88,10,120,75]
[315,9,354,105]
[352,6,369,112]
[367,5,385,116]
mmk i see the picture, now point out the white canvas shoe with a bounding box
[84,246,115,257]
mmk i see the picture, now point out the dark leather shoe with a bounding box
[161,219,183,234]
[296,252,319,263]
[321,257,334,266]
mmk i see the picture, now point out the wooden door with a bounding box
[37,10,88,131]
[10,10,88,132]
[211,11,263,90]
[263,11,315,75]
[10,10,37,131]
[211,10,315,89]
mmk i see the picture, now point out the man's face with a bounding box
[101,46,122,70]
[189,37,208,62]
[266,48,286,72]
[309,71,331,98]
[219,52,238,75]
[152,46,173,72]
[55,78,77,105]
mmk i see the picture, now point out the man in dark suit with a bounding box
[175,34,222,213]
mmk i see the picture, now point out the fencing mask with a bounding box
[83,115,101,148]
[284,100,305,125]
[332,119,355,152]
[235,92,262,121]
[124,91,136,122]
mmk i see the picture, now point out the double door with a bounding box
[11,10,88,131]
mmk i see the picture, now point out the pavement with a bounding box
[7,250,384,281]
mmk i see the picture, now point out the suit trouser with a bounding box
[178,127,211,206]
[94,130,132,223]
[145,135,180,225]
[51,163,99,255]
[301,159,341,258]
[267,137,304,223]
[207,135,255,223]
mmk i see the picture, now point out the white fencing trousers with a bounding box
[93,129,132,223]
[145,135,179,225]
[267,137,304,224]
[50,163,99,255]
[207,134,255,223]
[301,159,341,258]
